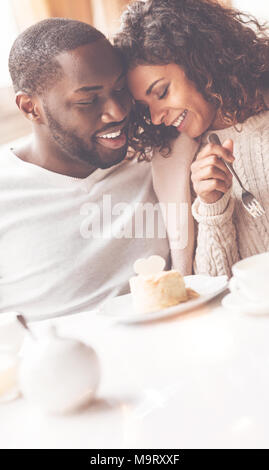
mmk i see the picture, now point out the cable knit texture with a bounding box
[192,110,269,277]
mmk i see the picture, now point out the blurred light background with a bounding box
[0,0,268,146]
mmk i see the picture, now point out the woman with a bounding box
[115,0,269,277]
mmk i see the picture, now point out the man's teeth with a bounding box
[99,130,122,139]
[172,110,187,127]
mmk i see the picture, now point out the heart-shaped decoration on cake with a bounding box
[133,255,166,276]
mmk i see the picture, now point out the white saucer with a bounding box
[99,275,228,324]
[222,291,269,315]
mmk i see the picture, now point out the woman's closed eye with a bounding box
[158,85,169,100]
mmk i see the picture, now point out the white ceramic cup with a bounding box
[229,252,269,303]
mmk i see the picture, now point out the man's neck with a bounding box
[13,134,97,179]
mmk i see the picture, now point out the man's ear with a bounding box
[15,92,43,123]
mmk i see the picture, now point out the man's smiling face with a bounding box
[41,39,132,169]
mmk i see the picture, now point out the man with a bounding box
[0,18,170,319]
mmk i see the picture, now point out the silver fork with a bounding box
[208,133,265,218]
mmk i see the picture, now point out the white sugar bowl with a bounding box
[19,326,100,414]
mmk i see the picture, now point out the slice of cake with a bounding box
[130,269,188,314]
[129,255,188,314]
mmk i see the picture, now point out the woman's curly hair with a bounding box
[114,0,269,160]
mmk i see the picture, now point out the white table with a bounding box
[1,291,269,449]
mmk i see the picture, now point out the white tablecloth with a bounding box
[1,291,269,449]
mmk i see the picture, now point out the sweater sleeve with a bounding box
[192,188,240,277]
[151,133,199,275]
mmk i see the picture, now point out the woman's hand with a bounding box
[191,139,235,204]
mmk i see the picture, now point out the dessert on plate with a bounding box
[129,255,199,314]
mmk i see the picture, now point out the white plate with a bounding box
[222,291,269,315]
[99,275,228,324]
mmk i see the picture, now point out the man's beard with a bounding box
[43,104,126,169]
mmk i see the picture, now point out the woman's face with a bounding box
[127,63,217,138]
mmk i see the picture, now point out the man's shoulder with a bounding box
[0,145,15,168]
[0,146,28,190]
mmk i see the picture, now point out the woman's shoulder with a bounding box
[244,108,269,134]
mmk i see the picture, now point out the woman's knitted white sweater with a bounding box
[192,110,269,277]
